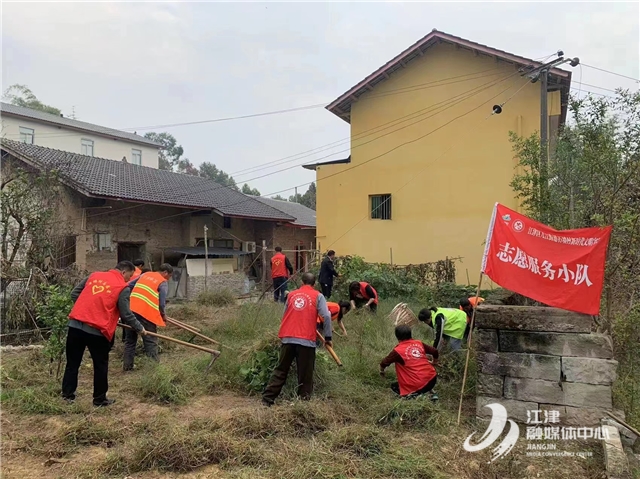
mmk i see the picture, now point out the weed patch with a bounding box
[196,289,236,307]
[131,363,192,404]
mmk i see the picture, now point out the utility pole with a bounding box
[525,53,580,222]
[203,225,209,291]
[294,187,298,203]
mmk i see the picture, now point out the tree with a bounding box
[143,132,262,193]
[242,184,261,196]
[1,158,70,287]
[144,132,185,171]
[2,85,62,116]
[510,90,640,331]
[288,182,316,210]
[271,195,287,201]
[198,162,238,189]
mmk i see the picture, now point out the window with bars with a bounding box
[370,194,392,220]
[96,233,112,251]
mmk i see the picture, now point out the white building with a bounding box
[0,102,162,168]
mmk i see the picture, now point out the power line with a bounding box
[1,68,512,143]
[129,76,526,228]
[581,64,640,83]
[237,74,522,183]
[55,72,521,227]
[233,72,519,178]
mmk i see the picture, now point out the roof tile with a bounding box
[1,140,295,222]
[1,102,162,147]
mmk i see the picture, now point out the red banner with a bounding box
[482,204,612,315]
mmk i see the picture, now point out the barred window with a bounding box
[370,194,392,220]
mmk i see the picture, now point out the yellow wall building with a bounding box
[308,30,571,283]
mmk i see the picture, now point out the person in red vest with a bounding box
[123,263,174,370]
[379,325,439,400]
[262,272,332,406]
[317,300,351,337]
[271,246,293,303]
[62,261,146,407]
[349,281,378,313]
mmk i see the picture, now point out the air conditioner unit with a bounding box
[243,241,257,253]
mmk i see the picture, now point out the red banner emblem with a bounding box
[482,204,612,315]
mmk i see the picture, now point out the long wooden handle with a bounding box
[119,323,220,356]
[316,330,343,367]
[165,317,220,346]
[166,317,202,333]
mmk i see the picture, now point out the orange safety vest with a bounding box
[460,296,485,313]
[317,302,340,324]
[130,272,166,326]
[68,270,127,341]
[131,267,143,281]
[271,252,289,279]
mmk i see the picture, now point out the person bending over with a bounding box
[380,325,439,400]
[417,306,468,351]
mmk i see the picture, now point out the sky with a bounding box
[2,1,639,198]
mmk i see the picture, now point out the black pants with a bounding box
[354,299,377,314]
[61,326,111,402]
[391,376,437,398]
[273,277,288,303]
[123,315,158,370]
[320,283,332,299]
[263,343,316,404]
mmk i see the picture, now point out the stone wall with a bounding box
[187,272,247,299]
[475,305,618,426]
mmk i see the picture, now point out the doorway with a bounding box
[117,242,145,264]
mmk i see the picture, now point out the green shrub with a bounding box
[35,284,74,377]
[196,289,236,307]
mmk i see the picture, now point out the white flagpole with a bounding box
[457,202,498,425]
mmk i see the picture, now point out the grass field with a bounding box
[0,299,606,478]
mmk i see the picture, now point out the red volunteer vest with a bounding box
[279,285,320,342]
[317,302,340,324]
[359,282,378,304]
[393,340,437,396]
[68,270,128,341]
[271,253,288,279]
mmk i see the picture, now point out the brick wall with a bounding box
[273,225,316,268]
[80,197,191,272]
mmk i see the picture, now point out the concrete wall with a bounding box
[1,116,159,168]
[474,305,618,426]
[315,42,562,283]
[187,273,246,299]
